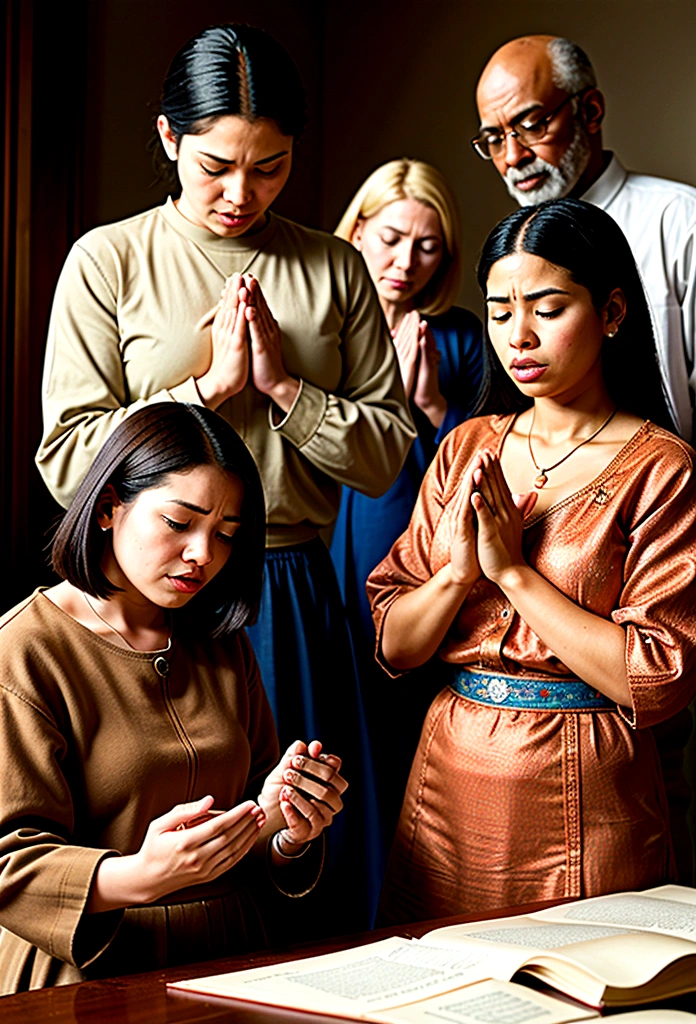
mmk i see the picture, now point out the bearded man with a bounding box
[474,35,696,442]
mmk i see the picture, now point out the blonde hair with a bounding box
[335,158,462,316]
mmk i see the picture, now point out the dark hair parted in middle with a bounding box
[161,24,307,144]
[51,404,266,637]
[474,197,677,432]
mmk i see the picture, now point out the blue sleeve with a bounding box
[426,307,484,445]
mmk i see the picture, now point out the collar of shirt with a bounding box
[581,152,629,209]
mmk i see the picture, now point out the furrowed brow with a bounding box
[167,499,241,523]
[168,499,211,514]
[523,288,570,301]
[254,150,289,165]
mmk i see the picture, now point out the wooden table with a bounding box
[2,901,695,1022]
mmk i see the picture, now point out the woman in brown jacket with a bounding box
[0,403,345,993]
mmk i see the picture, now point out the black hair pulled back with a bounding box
[474,197,676,432]
[161,23,306,143]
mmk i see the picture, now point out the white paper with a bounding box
[641,884,696,906]
[374,979,597,1024]
[169,936,498,1015]
[459,922,632,949]
[535,892,696,942]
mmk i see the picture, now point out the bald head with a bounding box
[475,35,604,206]
[476,35,558,114]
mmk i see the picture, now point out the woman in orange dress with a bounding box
[368,198,696,924]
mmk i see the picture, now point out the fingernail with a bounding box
[284,770,295,783]
[293,756,304,768]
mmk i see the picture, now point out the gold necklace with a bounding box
[527,407,618,489]
[82,593,172,677]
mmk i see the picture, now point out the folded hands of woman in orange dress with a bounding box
[467,450,630,704]
[469,449,538,584]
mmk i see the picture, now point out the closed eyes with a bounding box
[162,515,236,544]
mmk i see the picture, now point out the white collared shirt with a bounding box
[583,153,696,441]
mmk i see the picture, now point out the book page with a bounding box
[425,913,696,996]
[169,936,512,1016]
[522,930,696,989]
[640,884,696,906]
[534,892,696,942]
[373,979,597,1024]
[427,915,633,950]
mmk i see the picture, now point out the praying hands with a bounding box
[197,273,300,415]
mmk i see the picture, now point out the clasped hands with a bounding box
[91,740,345,910]
[392,310,446,428]
[197,272,299,413]
[449,450,538,588]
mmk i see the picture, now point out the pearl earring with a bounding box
[606,328,618,338]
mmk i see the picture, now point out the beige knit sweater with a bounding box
[37,201,415,544]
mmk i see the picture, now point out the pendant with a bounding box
[534,473,548,489]
[153,655,170,677]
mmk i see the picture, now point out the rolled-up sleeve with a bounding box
[611,444,696,728]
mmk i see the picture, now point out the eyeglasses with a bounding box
[471,92,582,161]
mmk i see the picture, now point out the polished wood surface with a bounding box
[2,899,695,1022]
[0,901,550,1023]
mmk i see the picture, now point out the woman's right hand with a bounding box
[392,310,422,397]
[88,795,266,912]
[447,456,482,586]
[196,274,250,409]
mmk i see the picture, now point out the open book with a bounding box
[168,884,696,1018]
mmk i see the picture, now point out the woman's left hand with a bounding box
[471,451,537,584]
[259,740,347,852]
[244,275,300,413]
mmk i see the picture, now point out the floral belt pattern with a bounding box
[450,668,613,711]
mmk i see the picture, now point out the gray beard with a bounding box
[504,124,591,207]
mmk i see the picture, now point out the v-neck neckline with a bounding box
[493,414,650,528]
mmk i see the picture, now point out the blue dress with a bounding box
[330,306,483,862]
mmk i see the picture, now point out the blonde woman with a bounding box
[330,159,483,851]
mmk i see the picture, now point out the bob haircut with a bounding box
[335,159,462,317]
[51,404,266,638]
[155,23,307,183]
[474,197,677,432]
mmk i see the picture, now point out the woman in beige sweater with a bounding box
[36,23,411,930]
[0,403,345,993]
